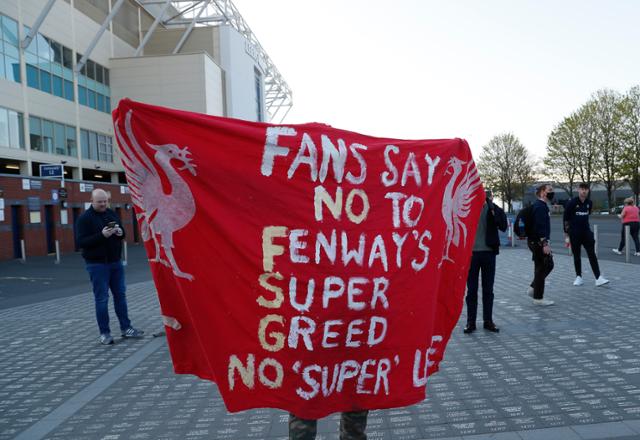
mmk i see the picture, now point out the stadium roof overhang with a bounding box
[137,0,293,122]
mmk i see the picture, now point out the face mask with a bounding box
[546,191,555,201]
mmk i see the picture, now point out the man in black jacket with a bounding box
[464,190,507,334]
[76,188,143,345]
[563,183,609,287]
[527,183,555,306]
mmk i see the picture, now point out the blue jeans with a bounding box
[86,261,131,335]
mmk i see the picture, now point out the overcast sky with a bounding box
[231,0,640,161]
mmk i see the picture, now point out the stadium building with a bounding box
[0,0,292,260]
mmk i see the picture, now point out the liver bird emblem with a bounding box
[115,110,197,281]
[439,156,481,267]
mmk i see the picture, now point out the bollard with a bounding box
[20,239,26,263]
[625,224,631,263]
[123,240,128,266]
[510,219,515,247]
[593,225,598,257]
[54,240,60,265]
[507,219,514,247]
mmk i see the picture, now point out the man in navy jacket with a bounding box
[76,188,143,345]
[464,190,507,334]
[527,184,555,306]
[563,183,609,287]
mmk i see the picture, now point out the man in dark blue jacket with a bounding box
[464,190,507,334]
[76,188,143,345]
[563,183,609,287]
[527,184,555,306]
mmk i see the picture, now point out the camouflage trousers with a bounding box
[289,411,368,440]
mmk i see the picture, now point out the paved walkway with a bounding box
[0,245,150,309]
[1,248,640,440]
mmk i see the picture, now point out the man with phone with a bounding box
[76,188,144,345]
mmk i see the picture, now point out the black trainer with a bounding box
[483,321,500,333]
[463,323,476,334]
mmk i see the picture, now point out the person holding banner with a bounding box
[289,411,368,439]
[464,190,507,334]
[76,188,144,345]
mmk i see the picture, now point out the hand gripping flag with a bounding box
[113,99,485,419]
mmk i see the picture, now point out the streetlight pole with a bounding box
[61,160,67,188]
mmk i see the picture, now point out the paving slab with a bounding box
[1,248,640,440]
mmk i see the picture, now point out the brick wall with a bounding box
[0,175,138,261]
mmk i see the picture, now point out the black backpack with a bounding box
[513,205,535,239]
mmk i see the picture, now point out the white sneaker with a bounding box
[635,252,640,256]
[595,276,609,287]
[533,298,555,306]
[573,276,584,286]
[612,249,622,255]
[527,286,534,297]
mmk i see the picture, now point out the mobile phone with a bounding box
[107,221,117,229]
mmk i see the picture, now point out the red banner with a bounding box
[113,99,485,418]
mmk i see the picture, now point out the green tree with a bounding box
[572,103,600,188]
[544,116,579,197]
[477,133,536,212]
[619,85,640,204]
[589,89,625,210]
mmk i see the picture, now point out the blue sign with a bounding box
[39,164,63,178]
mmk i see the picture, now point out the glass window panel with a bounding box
[25,49,38,65]
[62,46,73,69]
[62,67,73,81]
[4,43,19,60]
[51,41,62,64]
[5,57,20,82]
[26,64,39,88]
[40,70,52,93]
[29,116,42,152]
[24,26,37,54]
[76,53,86,76]
[8,111,23,149]
[52,63,62,77]
[107,137,113,162]
[98,135,114,162]
[0,108,8,147]
[36,34,51,61]
[63,80,74,101]
[54,122,65,155]
[88,78,97,91]
[42,119,53,153]
[38,58,51,73]
[0,54,5,79]
[18,113,24,148]
[86,59,95,80]
[105,97,111,113]
[66,126,76,156]
[87,89,96,109]
[78,86,87,106]
[96,64,103,83]
[104,68,109,86]
[81,129,89,159]
[2,16,19,47]
[52,75,63,97]
[96,94,104,112]
[89,131,98,160]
